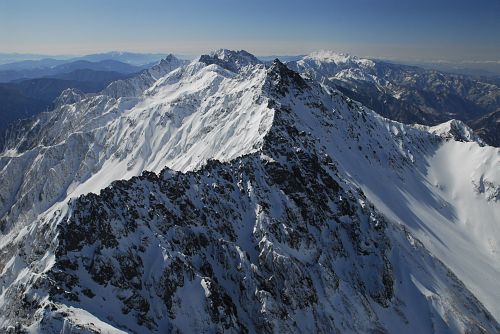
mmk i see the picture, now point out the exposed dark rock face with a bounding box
[49,124,396,332]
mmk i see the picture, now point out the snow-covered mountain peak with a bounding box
[102,54,186,98]
[304,50,375,68]
[161,53,177,62]
[429,119,485,144]
[211,49,261,63]
[1,50,500,332]
[287,51,377,84]
[150,54,184,76]
[265,58,309,94]
[308,50,351,61]
[53,87,86,107]
[199,49,262,73]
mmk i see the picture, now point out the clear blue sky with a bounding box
[0,0,498,62]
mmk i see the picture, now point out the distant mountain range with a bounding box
[0,85,48,130]
[0,59,149,83]
[287,51,500,146]
[0,51,169,66]
[393,59,500,77]
[0,69,134,130]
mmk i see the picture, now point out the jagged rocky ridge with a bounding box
[0,50,499,333]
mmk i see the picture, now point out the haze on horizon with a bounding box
[1,0,499,65]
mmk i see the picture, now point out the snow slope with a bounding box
[284,87,500,320]
[0,51,270,229]
[0,50,498,332]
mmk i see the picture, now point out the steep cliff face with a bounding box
[0,52,498,333]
